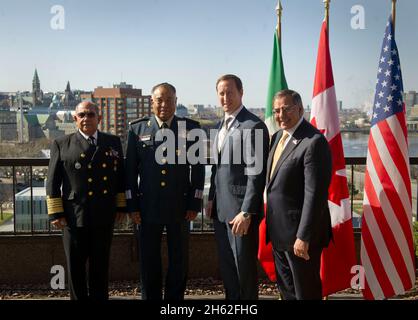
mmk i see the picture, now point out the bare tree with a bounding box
[0,183,13,221]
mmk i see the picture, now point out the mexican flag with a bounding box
[264,31,288,135]
[258,29,288,282]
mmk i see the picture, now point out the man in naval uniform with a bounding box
[46,101,127,300]
[125,82,205,300]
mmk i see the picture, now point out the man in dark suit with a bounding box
[46,101,127,300]
[206,74,269,300]
[265,89,332,300]
[125,82,205,300]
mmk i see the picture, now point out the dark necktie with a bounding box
[88,136,95,146]
[161,122,169,129]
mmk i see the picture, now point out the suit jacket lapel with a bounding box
[220,118,240,152]
[170,115,178,135]
[266,134,280,183]
[219,107,245,152]
[267,120,307,189]
[75,131,92,154]
[213,119,223,152]
[96,131,104,149]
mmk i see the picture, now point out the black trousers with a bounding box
[213,219,259,300]
[273,247,323,300]
[136,221,190,300]
[62,225,114,300]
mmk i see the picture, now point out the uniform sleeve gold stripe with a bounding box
[47,197,64,214]
[116,200,127,206]
[116,193,127,207]
[47,199,62,204]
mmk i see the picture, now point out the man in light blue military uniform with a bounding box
[125,82,205,300]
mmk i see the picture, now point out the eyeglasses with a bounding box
[272,104,297,114]
[153,97,176,105]
[76,112,97,118]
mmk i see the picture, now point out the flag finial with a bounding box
[275,1,283,41]
[323,0,330,32]
[392,0,397,33]
[275,0,283,16]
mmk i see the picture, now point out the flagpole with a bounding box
[276,1,283,43]
[392,0,397,34]
[324,0,330,28]
[322,0,331,301]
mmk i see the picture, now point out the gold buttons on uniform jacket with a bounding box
[103,176,108,181]
[103,190,108,194]
[88,164,92,169]
[88,178,93,183]
[161,170,167,175]
[161,158,167,164]
[80,153,86,158]
[88,191,93,196]
[102,163,107,168]
[161,182,166,187]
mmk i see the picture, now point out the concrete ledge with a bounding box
[0,232,363,285]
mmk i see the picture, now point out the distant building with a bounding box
[15,109,74,142]
[187,104,204,115]
[404,91,417,117]
[354,117,368,128]
[338,100,343,111]
[49,94,63,110]
[0,108,17,141]
[407,120,418,131]
[113,82,133,89]
[32,69,44,107]
[404,91,417,108]
[352,212,362,228]
[15,187,48,232]
[247,108,265,120]
[91,83,152,139]
[80,92,93,102]
[176,104,189,117]
[62,81,78,109]
[0,94,11,109]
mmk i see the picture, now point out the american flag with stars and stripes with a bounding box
[361,16,416,300]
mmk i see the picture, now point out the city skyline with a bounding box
[1,0,418,110]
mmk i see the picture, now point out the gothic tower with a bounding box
[32,69,43,106]
[63,81,76,108]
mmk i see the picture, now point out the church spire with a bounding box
[32,69,40,90]
[32,68,43,106]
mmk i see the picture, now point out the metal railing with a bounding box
[1,157,418,235]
